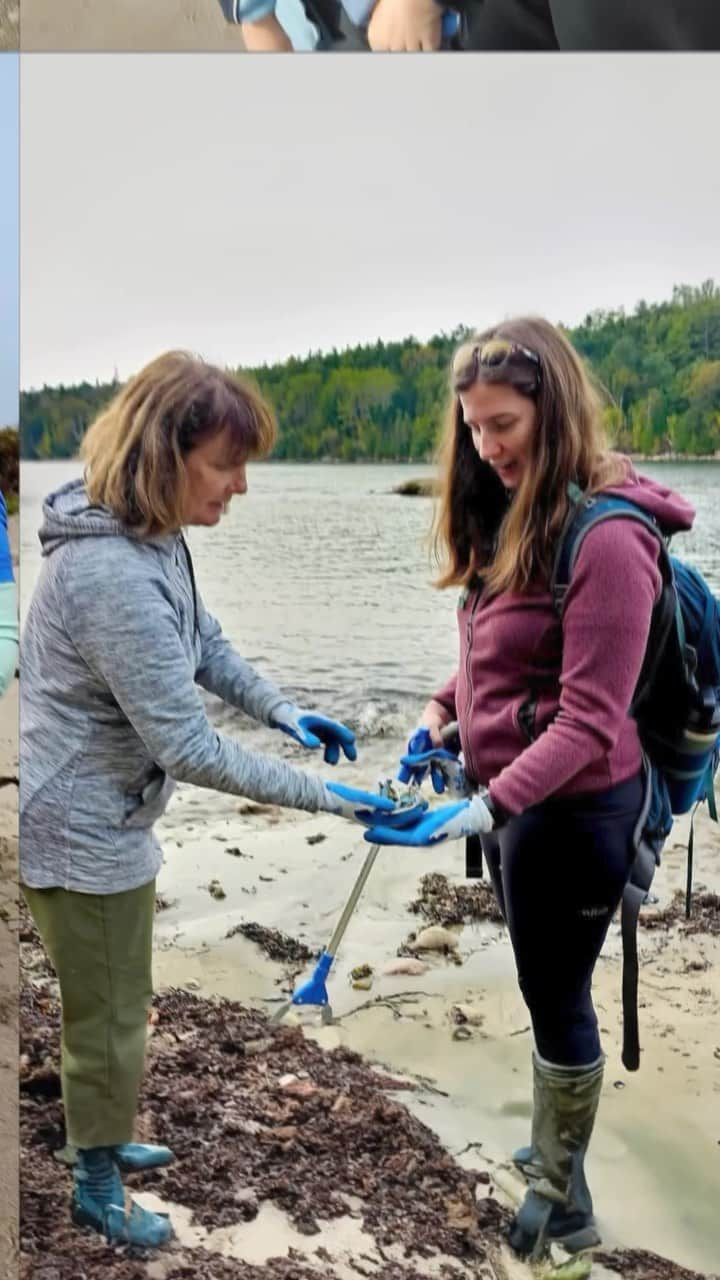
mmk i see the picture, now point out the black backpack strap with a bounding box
[552,491,669,614]
[621,761,656,1071]
[551,491,679,712]
[465,834,484,879]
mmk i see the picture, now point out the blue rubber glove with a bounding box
[399,745,469,797]
[323,781,427,829]
[397,727,434,786]
[273,703,357,765]
[364,790,496,846]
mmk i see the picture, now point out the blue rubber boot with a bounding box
[114,1143,175,1171]
[72,1146,173,1247]
[56,1141,175,1172]
[509,1053,604,1259]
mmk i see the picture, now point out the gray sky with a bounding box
[0,55,18,422]
[21,54,720,390]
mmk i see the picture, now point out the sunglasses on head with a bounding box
[476,338,541,373]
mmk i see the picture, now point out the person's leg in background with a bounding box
[462,0,559,51]
[22,880,173,1246]
[549,0,720,50]
[462,0,720,50]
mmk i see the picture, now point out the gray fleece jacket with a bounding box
[20,479,330,894]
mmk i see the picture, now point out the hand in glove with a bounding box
[273,703,357,765]
[323,782,427,829]
[364,788,498,846]
[399,745,469,797]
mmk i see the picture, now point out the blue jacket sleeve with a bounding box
[234,0,276,19]
[0,493,13,585]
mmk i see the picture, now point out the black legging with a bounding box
[481,773,644,1066]
[462,0,720,49]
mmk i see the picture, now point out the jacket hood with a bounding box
[38,478,174,556]
[602,464,695,535]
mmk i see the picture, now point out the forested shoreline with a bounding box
[21,281,720,463]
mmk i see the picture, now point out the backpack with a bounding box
[551,482,720,1070]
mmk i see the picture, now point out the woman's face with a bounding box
[182,426,248,526]
[459,380,537,490]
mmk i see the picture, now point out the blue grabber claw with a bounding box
[270,842,383,1025]
[269,723,458,1026]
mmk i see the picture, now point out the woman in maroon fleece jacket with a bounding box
[365,316,694,1258]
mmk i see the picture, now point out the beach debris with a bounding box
[544,1257,592,1280]
[154,894,175,912]
[306,832,327,845]
[409,872,504,927]
[382,957,428,977]
[19,904,705,1280]
[451,1003,485,1027]
[350,963,373,991]
[639,890,719,935]
[225,921,315,966]
[208,879,226,900]
[225,845,251,858]
[408,925,460,953]
[452,1025,473,1042]
[237,801,276,816]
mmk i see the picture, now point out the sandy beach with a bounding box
[0,513,19,1276]
[21,722,719,1277]
[22,0,248,51]
[0,1,18,48]
[142,777,720,1276]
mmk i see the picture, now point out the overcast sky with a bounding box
[0,56,18,422]
[21,54,720,391]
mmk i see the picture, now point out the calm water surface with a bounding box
[20,460,720,764]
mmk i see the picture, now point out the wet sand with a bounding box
[22,0,247,51]
[18,726,720,1277]
[0,1,19,48]
[0,514,19,1275]
[145,778,720,1275]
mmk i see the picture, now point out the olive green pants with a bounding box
[23,879,156,1149]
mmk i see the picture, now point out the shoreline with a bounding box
[18,774,720,1277]
[141,784,719,1275]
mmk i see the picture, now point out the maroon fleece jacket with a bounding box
[432,469,695,816]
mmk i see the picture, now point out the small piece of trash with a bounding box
[306,833,327,845]
[208,880,226,900]
[613,1080,626,1089]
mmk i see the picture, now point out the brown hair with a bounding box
[82,351,277,537]
[432,317,628,595]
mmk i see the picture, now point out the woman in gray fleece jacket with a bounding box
[20,352,415,1248]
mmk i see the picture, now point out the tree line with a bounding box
[20,281,720,463]
[0,428,19,512]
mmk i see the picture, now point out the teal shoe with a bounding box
[72,1146,173,1248]
[114,1142,175,1172]
[57,1141,175,1172]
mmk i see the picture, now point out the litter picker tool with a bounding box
[270,720,459,1025]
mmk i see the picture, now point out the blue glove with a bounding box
[399,746,469,797]
[364,790,496,846]
[323,781,427,829]
[273,703,357,765]
[397,727,434,786]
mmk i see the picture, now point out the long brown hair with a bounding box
[82,351,277,537]
[432,317,627,594]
